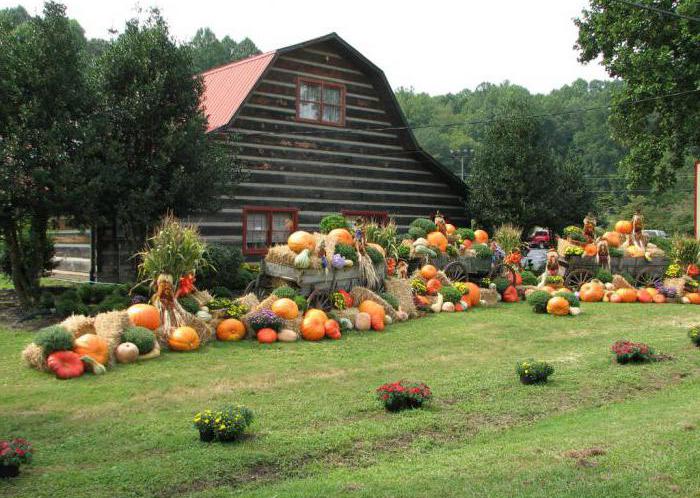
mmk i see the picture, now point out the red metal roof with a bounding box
[200,51,276,132]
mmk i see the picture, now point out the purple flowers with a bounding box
[248,309,283,332]
[654,282,677,298]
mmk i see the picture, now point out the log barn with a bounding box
[89,32,466,280]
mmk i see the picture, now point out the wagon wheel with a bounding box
[636,270,663,288]
[444,261,469,282]
[243,278,269,301]
[564,269,593,291]
[488,262,516,284]
[307,288,334,312]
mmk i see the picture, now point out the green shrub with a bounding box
[273,286,298,299]
[211,286,233,298]
[76,283,117,304]
[319,213,350,234]
[34,326,74,355]
[94,292,131,314]
[515,359,554,384]
[621,272,635,285]
[544,275,563,286]
[407,226,427,240]
[379,292,399,310]
[197,244,247,291]
[54,289,88,317]
[649,236,671,253]
[293,294,308,313]
[562,226,582,237]
[121,326,155,354]
[397,245,411,260]
[527,291,551,314]
[609,247,624,258]
[178,296,200,315]
[595,269,613,283]
[520,270,538,286]
[456,228,474,241]
[688,326,700,347]
[568,232,587,243]
[446,245,459,257]
[472,243,493,259]
[554,291,580,308]
[334,243,358,264]
[493,277,510,294]
[440,286,462,304]
[366,246,385,264]
[410,218,437,233]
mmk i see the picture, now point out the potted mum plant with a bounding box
[611,340,656,364]
[0,438,32,478]
[376,380,432,412]
[193,406,254,442]
[516,359,554,385]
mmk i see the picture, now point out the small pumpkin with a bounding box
[257,328,278,344]
[609,292,622,303]
[474,229,489,244]
[637,289,652,303]
[502,285,519,303]
[355,312,371,331]
[168,326,200,351]
[47,351,85,379]
[271,298,299,320]
[546,296,570,316]
[616,288,637,303]
[580,282,604,302]
[426,278,442,295]
[583,243,597,257]
[73,333,109,366]
[602,231,622,248]
[127,304,160,331]
[652,293,666,304]
[615,220,633,234]
[463,282,481,307]
[216,319,246,341]
[445,223,456,235]
[686,292,700,305]
[626,246,645,258]
[328,228,353,245]
[305,308,328,323]
[427,231,448,252]
[645,287,659,297]
[324,319,342,340]
[462,239,473,249]
[277,329,299,342]
[420,264,438,280]
[287,231,316,253]
[441,301,455,312]
[358,300,385,330]
[301,316,325,341]
[115,342,139,363]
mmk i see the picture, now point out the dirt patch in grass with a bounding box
[563,447,606,459]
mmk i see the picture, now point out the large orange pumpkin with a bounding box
[615,220,633,234]
[686,293,700,305]
[216,319,246,341]
[580,282,604,302]
[445,223,456,235]
[547,296,570,316]
[301,316,325,341]
[305,308,328,323]
[426,278,442,295]
[358,300,385,331]
[463,282,481,307]
[474,230,489,244]
[502,285,519,303]
[583,244,597,257]
[271,298,299,320]
[427,231,448,252]
[616,288,638,303]
[287,231,316,253]
[328,228,353,245]
[420,264,438,280]
[73,334,109,365]
[637,289,652,303]
[168,326,200,351]
[127,304,160,331]
[257,328,277,344]
[602,231,622,248]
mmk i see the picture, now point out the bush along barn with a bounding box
[91,33,467,280]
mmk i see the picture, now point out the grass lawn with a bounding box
[1,303,699,497]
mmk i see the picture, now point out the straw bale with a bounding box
[384,277,417,317]
[94,310,130,366]
[59,314,96,338]
[22,343,48,372]
[612,274,633,290]
[350,286,398,320]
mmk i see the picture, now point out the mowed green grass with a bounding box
[1,303,699,498]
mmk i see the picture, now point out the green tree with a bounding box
[0,2,91,308]
[575,0,700,190]
[189,28,260,73]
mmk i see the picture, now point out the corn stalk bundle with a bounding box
[358,252,381,290]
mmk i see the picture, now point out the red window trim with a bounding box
[242,206,299,256]
[341,210,389,224]
[296,77,346,127]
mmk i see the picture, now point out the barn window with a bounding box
[243,207,298,255]
[297,78,344,125]
[341,210,389,225]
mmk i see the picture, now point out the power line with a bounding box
[608,0,700,23]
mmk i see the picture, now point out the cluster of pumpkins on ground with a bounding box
[412,264,484,312]
[576,279,700,305]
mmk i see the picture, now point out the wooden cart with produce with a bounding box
[561,254,669,290]
[407,253,516,286]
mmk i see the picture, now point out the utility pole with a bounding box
[450,148,473,181]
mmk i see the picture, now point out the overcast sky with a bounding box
[3,0,610,95]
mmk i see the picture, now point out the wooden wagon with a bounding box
[561,255,669,290]
[409,253,516,285]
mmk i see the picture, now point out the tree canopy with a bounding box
[189,27,261,73]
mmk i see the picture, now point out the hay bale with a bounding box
[282,316,302,334]
[184,313,213,343]
[59,314,96,338]
[22,343,48,372]
[612,274,633,290]
[94,310,130,366]
[236,293,260,311]
[480,288,500,306]
[254,294,278,312]
[336,307,360,324]
[265,244,322,269]
[557,238,575,257]
[350,286,398,320]
[191,290,213,307]
[384,277,417,317]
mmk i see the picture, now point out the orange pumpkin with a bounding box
[626,246,645,258]
[652,293,666,304]
[602,231,622,248]
[462,239,473,250]
[583,243,597,257]
[686,293,700,305]
[415,295,431,306]
[427,231,448,252]
[287,231,316,253]
[324,319,341,339]
[609,293,622,303]
[168,326,200,351]
[271,298,299,320]
[615,220,633,234]
[547,296,570,316]
[463,282,481,307]
[580,282,604,302]
[305,308,328,323]
[328,228,353,245]
[73,334,109,365]
[474,229,489,244]
[257,328,277,344]
[420,264,438,280]
[645,287,658,297]
[445,223,456,235]
[358,300,385,331]
[637,289,652,303]
[127,304,160,331]
[426,278,442,295]
[216,319,246,341]
[616,288,638,303]
[301,316,325,341]
[502,285,519,303]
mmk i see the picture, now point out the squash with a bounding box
[441,302,455,312]
[81,355,106,375]
[426,231,448,252]
[257,328,277,344]
[430,293,444,313]
[294,249,311,269]
[445,223,456,235]
[396,310,409,321]
[47,351,84,379]
[216,318,246,341]
[358,301,385,330]
[474,229,489,244]
[686,292,700,305]
[616,288,638,303]
[287,231,316,253]
[602,231,622,248]
[73,334,109,366]
[462,239,473,250]
[301,316,325,341]
[645,287,659,297]
[196,310,212,322]
[324,319,342,339]
[615,220,633,234]
[271,298,299,320]
[583,243,597,257]
[305,308,328,323]
[277,329,299,342]
[626,246,645,258]
[355,312,371,331]
[371,314,385,331]
[637,289,652,303]
[328,228,353,245]
[652,293,666,304]
[426,278,442,295]
[420,264,438,280]
[115,342,139,363]
[580,282,604,302]
[609,292,622,303]
[127,304,160,331]
[569,307,581,316]
[547,296,570,316]
[463,282,481,307]
[414,245,437,257]
[502,285,519,303]
[168,326,200,351]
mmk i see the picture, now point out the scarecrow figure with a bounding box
[631,209,645,250]
[583,213,597,242]
[596,239,610,270]
[434,211,447,236]
[353,217,367,254]
[545,250,560,276]
[396,260,409,280]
